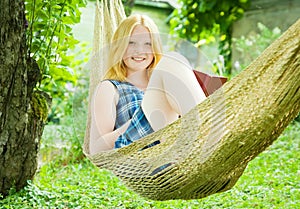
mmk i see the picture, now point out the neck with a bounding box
[126,69,149,90]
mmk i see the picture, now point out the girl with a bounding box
[89,14,207,154]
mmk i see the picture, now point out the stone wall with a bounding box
[233,0,300,37]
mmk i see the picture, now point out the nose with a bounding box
[133,44,145,54]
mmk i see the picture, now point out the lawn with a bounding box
[1,120,299,208]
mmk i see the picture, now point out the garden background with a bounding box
[0,0,299,208]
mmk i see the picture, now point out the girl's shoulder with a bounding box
[104,79,120,85]
[98,79,117,90]
[94,80,119,98]
[94,80,119,106]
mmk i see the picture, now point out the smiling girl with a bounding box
[89,14,206,154]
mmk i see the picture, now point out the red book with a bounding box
[193,70,227,97]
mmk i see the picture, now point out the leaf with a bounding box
[37,9,50,19]
[62,16,76,25]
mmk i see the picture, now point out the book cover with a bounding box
[193,70,227,96]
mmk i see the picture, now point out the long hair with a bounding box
[103,14,162,81]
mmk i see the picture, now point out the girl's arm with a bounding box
[89,80,130,154]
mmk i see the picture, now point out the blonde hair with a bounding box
[103,14,162,81]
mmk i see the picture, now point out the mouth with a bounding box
[131,56,146,61]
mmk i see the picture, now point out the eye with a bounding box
[145,42,152,46]
[128,41,135,45]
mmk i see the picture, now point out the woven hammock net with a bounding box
[83,0,300,201]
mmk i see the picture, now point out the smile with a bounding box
[132,57,146,61]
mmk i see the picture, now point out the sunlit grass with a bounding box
[1,121,299,209]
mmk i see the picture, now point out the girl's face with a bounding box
[122,25,154,74]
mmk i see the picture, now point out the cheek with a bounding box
[144,46,153,54]
[148,52,154,59]
[122,58,129,67]
[122,49,129,64]
[123,48,132,60]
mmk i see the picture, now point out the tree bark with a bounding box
[0,0,50,197]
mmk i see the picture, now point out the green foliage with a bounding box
[170,0,251,75]
[25,0,88,121]
[122,0,135,16]
[232,23,282,75]
[39,98,88,166]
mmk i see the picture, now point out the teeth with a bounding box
[132,57,144,61]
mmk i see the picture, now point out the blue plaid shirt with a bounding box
[108,80,155,148]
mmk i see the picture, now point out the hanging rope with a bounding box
[84,0,126,153]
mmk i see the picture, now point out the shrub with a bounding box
[232,22,282,75]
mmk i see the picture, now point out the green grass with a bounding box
[1,121,299,209]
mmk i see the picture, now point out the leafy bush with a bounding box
[25,0,89,122]
[169,0,251,74]
[232,22,282,75]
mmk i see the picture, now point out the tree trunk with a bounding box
[0,0,50,197]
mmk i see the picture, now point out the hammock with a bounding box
[83,0,300,201]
